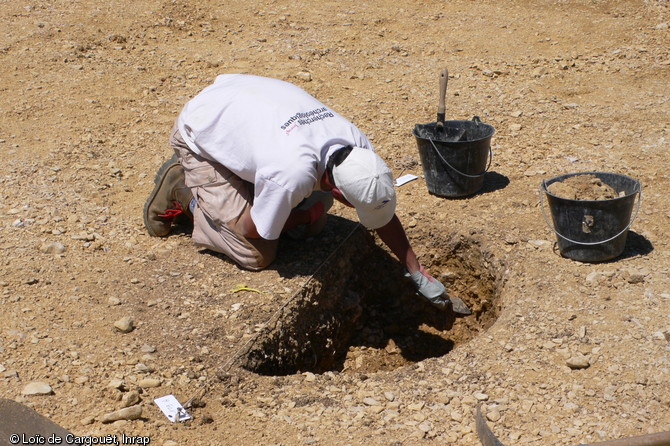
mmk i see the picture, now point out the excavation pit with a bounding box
[238,224,504,376]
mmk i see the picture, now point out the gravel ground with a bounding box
[1,0,669,445]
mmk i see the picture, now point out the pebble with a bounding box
[108,379,125,389]
[141,344,156,353]
[22,381,53,396]
[40,242,66,254]
[138,378,162,388]
[114,316,134,333]
[108,296,121,306]
[296,71,312,82]
[418,421,432,433]
[99,405,143,423]
[486,408,501,422]
[80,416,94,426]
[566,355,590,369]
[363,397,380,406]
[122,390,141,407]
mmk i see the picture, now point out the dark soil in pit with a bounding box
[238,226,504,376]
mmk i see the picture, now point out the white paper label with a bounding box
[395,174,418,187]
[154,395,191,422]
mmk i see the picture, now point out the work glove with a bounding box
[406,269,472,315]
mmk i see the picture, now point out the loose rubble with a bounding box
[0,1,668,445]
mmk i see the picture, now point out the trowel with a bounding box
[448,295,472,316]
[436,67,467,142]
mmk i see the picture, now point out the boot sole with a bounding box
[143,154,181,237]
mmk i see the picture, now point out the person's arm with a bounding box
[375,215,450,307]
[235,201,324,239]
[374,214,421,273]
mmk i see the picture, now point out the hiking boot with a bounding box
[143,154,193,237]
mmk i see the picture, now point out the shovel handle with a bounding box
[437,68,448,123]
[579,430,670,446]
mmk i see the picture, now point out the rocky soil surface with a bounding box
[1,0,669,445]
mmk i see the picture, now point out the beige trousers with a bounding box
[169,124,278,270]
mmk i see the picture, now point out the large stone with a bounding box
[99,405,142,423]
[566,355,590,370]
[114,316,134,333]
[22,382,53,396]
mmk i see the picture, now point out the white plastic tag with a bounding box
[395,174,418,187]
[154,395,191,422]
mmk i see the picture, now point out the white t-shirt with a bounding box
[177,74,374,240]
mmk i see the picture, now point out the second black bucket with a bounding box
[540,172,641,263]
[413,116,495,197]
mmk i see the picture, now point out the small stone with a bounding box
[296,71,312,82]
[138,378,162,388]
[108,379,125,389]
[108,296,121,306]
[384,392,395,402]
[474,392,489,401]
[22,381,53,396]
[40,242,66,254]
[99,405,142,423]
[140,344,156,354]
[303,372,316,382]
[80,416,95,426]
[418,421,432,433]
[363,397,380,406]
[408,402,425,411]
[566,355,590,369]
[509,123,522,132]
[114,316,134,333]
[122,390,141,407]
[579,326,587,338]
[586,272,601,284]
[135,363,152,373]
[486,408,502,422]
[74,376,89,385]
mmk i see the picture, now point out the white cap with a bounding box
[332,147,396,229]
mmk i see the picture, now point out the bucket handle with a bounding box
[539,181,642,246]
[427,116,492,179]
[427,138,493,179]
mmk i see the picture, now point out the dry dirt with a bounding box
[547,174,620,200]
[1,0,669,445]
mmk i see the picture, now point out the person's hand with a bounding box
[406,267,472,315]
[409,267,445,298]
[406,267,449,310]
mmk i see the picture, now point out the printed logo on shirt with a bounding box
[281,107,335,134]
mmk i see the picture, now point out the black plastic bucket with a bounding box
[413,116,495,197]
[540,172,641,263]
